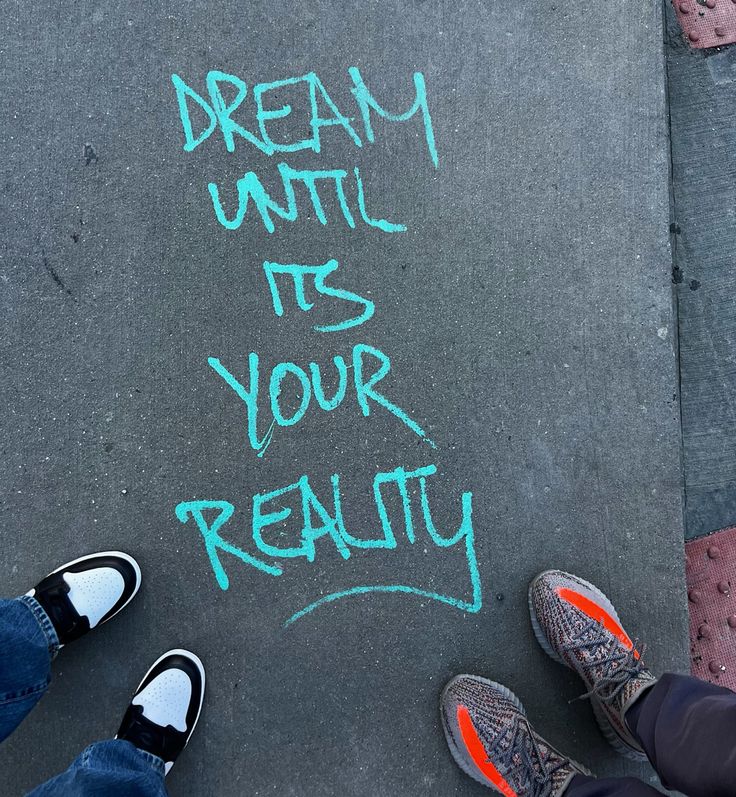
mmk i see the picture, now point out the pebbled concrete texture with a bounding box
[0,2,687,794]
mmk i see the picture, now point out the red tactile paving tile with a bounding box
[686,526,736,691]
[672,0,736,49]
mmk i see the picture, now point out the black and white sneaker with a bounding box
[26,551,142,646]
[116,650,205,774]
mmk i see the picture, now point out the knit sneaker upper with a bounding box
[441,674,587,796]
[529,570,656,758]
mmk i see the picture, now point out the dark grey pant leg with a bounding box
[625,671,736,797]
[565,775,663,796]
[568,672,736,797]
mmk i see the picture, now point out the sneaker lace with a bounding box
[562,619,647,704]
[487,715,568,797]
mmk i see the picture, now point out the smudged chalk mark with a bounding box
[41,250,75,299]
[83,143,98,165]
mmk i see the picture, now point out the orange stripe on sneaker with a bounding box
[557,586,638,657]
[456,705,517,797]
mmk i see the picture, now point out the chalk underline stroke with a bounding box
[283,531,482,627]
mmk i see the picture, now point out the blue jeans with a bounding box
[0,597,167,796]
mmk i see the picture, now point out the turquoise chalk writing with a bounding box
[254,73,363,154]
[174,464,481,626]
[171,64,471,630]
[171,67,437,166]
[172,67,438,232]
[348,67,438,168]
[174,501,283,585]
[252,475,352,562]
[207,163,405,233]
[263,259,374,332]
[207,344,435,456]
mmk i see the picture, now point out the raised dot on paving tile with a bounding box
[715,26,727,36]
[679,2,690,10]
[686,526,736,690]
[689,31,700,42]
[706,0,716,7]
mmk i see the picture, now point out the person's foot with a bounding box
[116,650,205,774]
[441,674,589,795]
[528,570,656,760]
[26,551,142,646]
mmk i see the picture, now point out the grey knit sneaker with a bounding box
[528,570,657,761]
[440,674,589,796]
